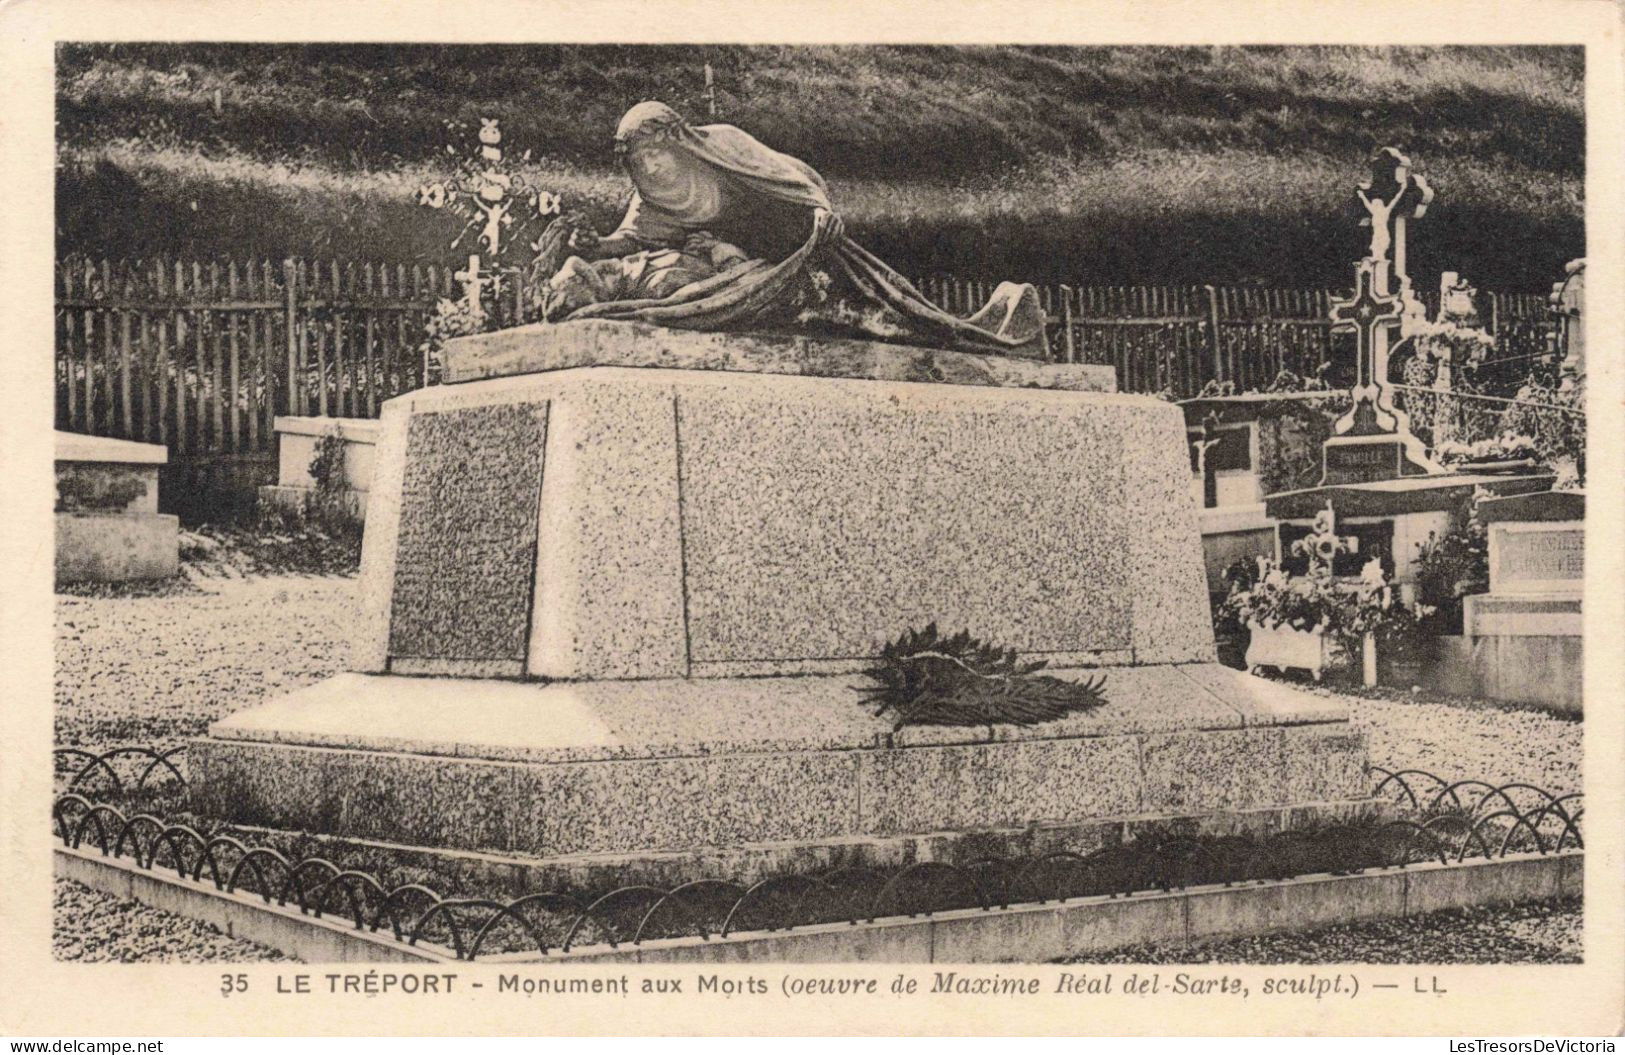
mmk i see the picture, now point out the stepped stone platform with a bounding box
[194,665,1366,860]
[194,320,1373,878]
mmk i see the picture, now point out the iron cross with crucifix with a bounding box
[1329,147,1433,441]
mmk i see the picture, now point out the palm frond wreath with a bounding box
[857,624,1108,730]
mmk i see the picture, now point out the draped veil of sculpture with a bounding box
[533,101,1048,357]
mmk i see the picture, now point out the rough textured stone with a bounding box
[209,666,1280,764]
[55,462,158,514]
[198,664,1368,858]
[513,752,862,855]
[1117,403,1216,664]
[53,431,176,582]
[442,318,1116,392]
[856,737,1144,834]
[355,400,412,671]
[677,376,1141,664]
[387,402,548,663]
[529,382,686,678]
[1173,663,1350,726]
[1138,728,1288,814]
[1278,723,1370,804]
[357,361,1214,676]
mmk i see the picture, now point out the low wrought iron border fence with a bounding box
[53,747,1583,960]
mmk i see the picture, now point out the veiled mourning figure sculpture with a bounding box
[532,101,1049,357]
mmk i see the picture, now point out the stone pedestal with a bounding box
[194,666,1366,862]
[197,321,1371,875]
[54,431,178,583]
[1437,490,1584,713]
[257,416,379,523]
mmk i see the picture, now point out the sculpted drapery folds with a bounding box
[532,101,1049,358]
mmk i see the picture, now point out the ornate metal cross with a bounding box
[1331,147,1433,440]
[1330,259,1403,435]
[418,118,561,320]
[1291,502,1359,579]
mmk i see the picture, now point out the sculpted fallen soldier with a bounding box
[535,227,752,322]
[529,101,1048,358]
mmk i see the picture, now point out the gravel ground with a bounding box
[52,571,1585,963]
[56,573,356,751]
[1064,897,1581,964]
[1346,691,1581,795]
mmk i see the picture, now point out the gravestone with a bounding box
[54,431,178,583]
[1436,482,1584,714]
[1264,149,1551,595]
[257,416,380,524]
[1179,391,1344,596]
[193,320,1372,881]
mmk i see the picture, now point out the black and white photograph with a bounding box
[3,0,1621,1039]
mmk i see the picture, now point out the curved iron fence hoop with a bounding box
[1010,851,1091,905]
[721,874,826,938]
[1419,814,1491,864]
[1470,809,1548,859]
[374,883,450,941]
[53,793,96,844]
[110,813,165,867]
[467,891,585,957]
[868,861,989,922]
[303,870,389,929]
[632,879,747,945]
[225,847,293,903]
[154,824,210,879]
[561,886,669,952]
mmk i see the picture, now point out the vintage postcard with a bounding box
[1,0,1620,1038]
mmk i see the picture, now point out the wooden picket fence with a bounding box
[55,256,497,456]
[56,256,1558,459]
[916,277,1556,398]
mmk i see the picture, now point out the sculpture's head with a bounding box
[614,101,688,146]
[612,101,725,220]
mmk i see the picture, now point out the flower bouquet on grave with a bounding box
[1346,559,1434,688]
[1435,433,1542,476]
[1222,557,1357,682]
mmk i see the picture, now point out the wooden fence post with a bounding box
[1204,284,1222,386]
[282,259,299,417]
[1059,284,1076,364]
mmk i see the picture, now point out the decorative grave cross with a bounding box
[1290,502,1359,579]
[1330,260,1403,435]
[418,118,561,321]
[1329,148,1433,443]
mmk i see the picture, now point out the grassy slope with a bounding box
[56,44,1583,288]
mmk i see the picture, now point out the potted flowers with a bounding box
[1223,503,1434,686]
[1222,557,1351,681]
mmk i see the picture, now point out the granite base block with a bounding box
[195,665,1369,859]
[358,356,1209,680]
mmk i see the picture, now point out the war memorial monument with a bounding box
[188,103,1370,887]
